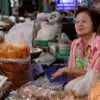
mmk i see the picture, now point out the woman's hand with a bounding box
[51,67,68,79]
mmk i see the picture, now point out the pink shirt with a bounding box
[68,35,100,72]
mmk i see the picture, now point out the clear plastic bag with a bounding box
[64,70,99,97]
[5,22,34,50]
[57,33,71,44]
[6,81,66,100]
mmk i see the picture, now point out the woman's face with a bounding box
[75,12,93,36]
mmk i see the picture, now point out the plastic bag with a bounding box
[63,93,87,100]
[64,70,99,96]
[5,21,34,50]
[6,81,65,100]
[37,13,49,21]
[57,33,71,44]
[17,82,65,100]
[48,11,61,23]
[36,23,60,40]
[34,52,55,65]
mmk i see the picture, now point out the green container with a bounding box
[56,53,70,59]
[58,45,71,54]
[36,40,52,46]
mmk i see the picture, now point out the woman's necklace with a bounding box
[75,33,96,69]
[75,49,90,69]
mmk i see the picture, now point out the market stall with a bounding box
[1,10,100,100]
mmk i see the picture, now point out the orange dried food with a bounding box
[12,41,30,58]
[0,41,30,58]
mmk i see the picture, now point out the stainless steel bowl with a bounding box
[30,48,43,60]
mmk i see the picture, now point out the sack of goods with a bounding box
[0,40,30,90]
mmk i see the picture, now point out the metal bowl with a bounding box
[30,48,43,60]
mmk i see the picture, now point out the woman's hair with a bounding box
[97,25,100,34]
[75,7,100,34]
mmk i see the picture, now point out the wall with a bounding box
[0,0,10,15]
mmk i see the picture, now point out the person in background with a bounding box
[43,0,50,13]
[24,9,29,17]
[66,10,72,17]
[51,7,100,80]
[50,0,56,11]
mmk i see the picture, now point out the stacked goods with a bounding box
[0,41,30,90]
[56,43,71,59]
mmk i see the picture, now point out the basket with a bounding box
[0,58,30,90]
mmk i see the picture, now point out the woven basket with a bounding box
[0,58,30,90]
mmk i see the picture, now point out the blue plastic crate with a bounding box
[44,65,68,84]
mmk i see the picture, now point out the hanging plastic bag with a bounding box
[64,70,99,97]
[57,33,71,44]
[36,23,59,40]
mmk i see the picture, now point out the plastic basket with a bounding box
[44,65,68,84]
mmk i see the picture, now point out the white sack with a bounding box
[48,11,61,23]
[37,13,50,21]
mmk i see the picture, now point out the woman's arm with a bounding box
[51,67,68,79]
[51,67,86,80]
[69,67,86,78]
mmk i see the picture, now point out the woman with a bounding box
[51,7,100,80]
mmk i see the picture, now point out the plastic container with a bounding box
[56,52,70,59]
[35,40,52,46]
[44,65,68,84]
[57,43,71,53]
